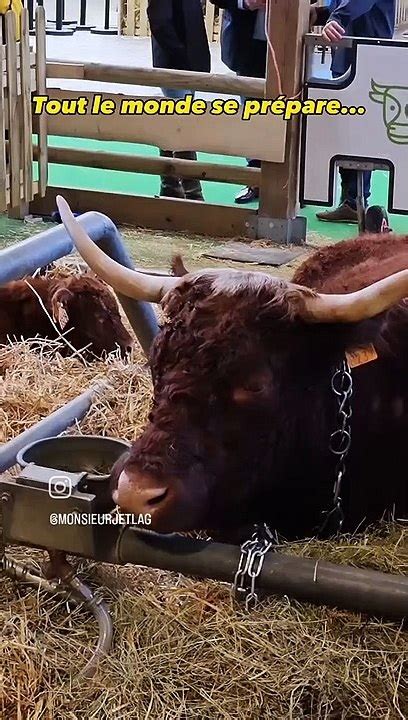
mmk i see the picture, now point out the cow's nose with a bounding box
[113,470,169,515]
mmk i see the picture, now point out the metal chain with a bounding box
[0,496,9,575]
[318,359,353,536]
[233,523,276,610]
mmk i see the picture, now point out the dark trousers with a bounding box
[340,168,371,209]
[238,68,265,171]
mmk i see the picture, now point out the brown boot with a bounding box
[316,202,358,224]
[159,149,185,199]
[174,151,204,201]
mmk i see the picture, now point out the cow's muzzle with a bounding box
[113,469,170,525]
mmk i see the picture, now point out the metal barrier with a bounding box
[26,0,119,35]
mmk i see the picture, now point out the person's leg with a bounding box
[158,88,189,199]
[234,92,260,203]
[316,67,368,223]
[160,88,204,201]
[339,169,371,209]
[316,169,371,222]
[173,151,204,201]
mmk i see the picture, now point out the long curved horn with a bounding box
[56,196,178,303]
[301,270,408,323]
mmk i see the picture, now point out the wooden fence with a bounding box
[0,6,47,217]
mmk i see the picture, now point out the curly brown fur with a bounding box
[0,275,133,358]
[293,233,408,292]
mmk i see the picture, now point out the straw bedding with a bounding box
[0,264,407,719]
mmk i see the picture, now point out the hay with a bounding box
[0,272,407,718]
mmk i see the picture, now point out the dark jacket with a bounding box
[209,0,266,78]
[313,0,395,75]
[147,0,210,72]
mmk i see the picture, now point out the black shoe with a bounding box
[159,179,185,199]
[183,178,204,202]
[235,186,259,204]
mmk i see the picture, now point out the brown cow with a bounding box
[57,196,408,540]
[0,274,134,359]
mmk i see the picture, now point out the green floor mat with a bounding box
[33,135,408,241]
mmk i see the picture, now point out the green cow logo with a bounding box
[369,80,408,144]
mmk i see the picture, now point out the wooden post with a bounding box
[258,0,310,243]
[0,30,7,213]
[35,6,48,198]
[21,9,33,204]
[126,0,136,36]
[5,11,21,212]
[138,0,149,37]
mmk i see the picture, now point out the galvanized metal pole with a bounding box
[0,382,108,473]
[107,528,408,621]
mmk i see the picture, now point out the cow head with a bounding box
[48,275,134,359]
[369,79,408,144]
[56,196,408,537]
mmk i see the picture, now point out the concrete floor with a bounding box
[45,32,229,98]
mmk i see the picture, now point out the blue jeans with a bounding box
[339,168,371,209]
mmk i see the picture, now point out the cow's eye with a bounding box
[242,382,264,393]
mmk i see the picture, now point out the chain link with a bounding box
[233,523,276,610]
[318,359,353,536]
[0,497,9,575]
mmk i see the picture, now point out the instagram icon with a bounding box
[48,475,73,499]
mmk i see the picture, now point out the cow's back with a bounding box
[293,234,408,293]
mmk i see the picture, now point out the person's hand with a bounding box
[322,20,345,43]
[243,0,266,10]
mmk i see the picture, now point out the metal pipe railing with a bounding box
[0,381,108,473]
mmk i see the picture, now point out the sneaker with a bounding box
[316,202,358,224]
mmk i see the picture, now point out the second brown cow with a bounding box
[0,274,134,359]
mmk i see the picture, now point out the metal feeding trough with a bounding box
[0,434,131,679]
[16,434,129,487]
[1,435,131,557]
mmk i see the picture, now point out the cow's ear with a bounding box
[50,287,73,330]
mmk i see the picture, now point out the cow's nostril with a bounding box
[147,488,169,507]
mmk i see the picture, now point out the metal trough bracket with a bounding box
[248,215,307,245]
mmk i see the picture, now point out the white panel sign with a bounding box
[301,40,408,213]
